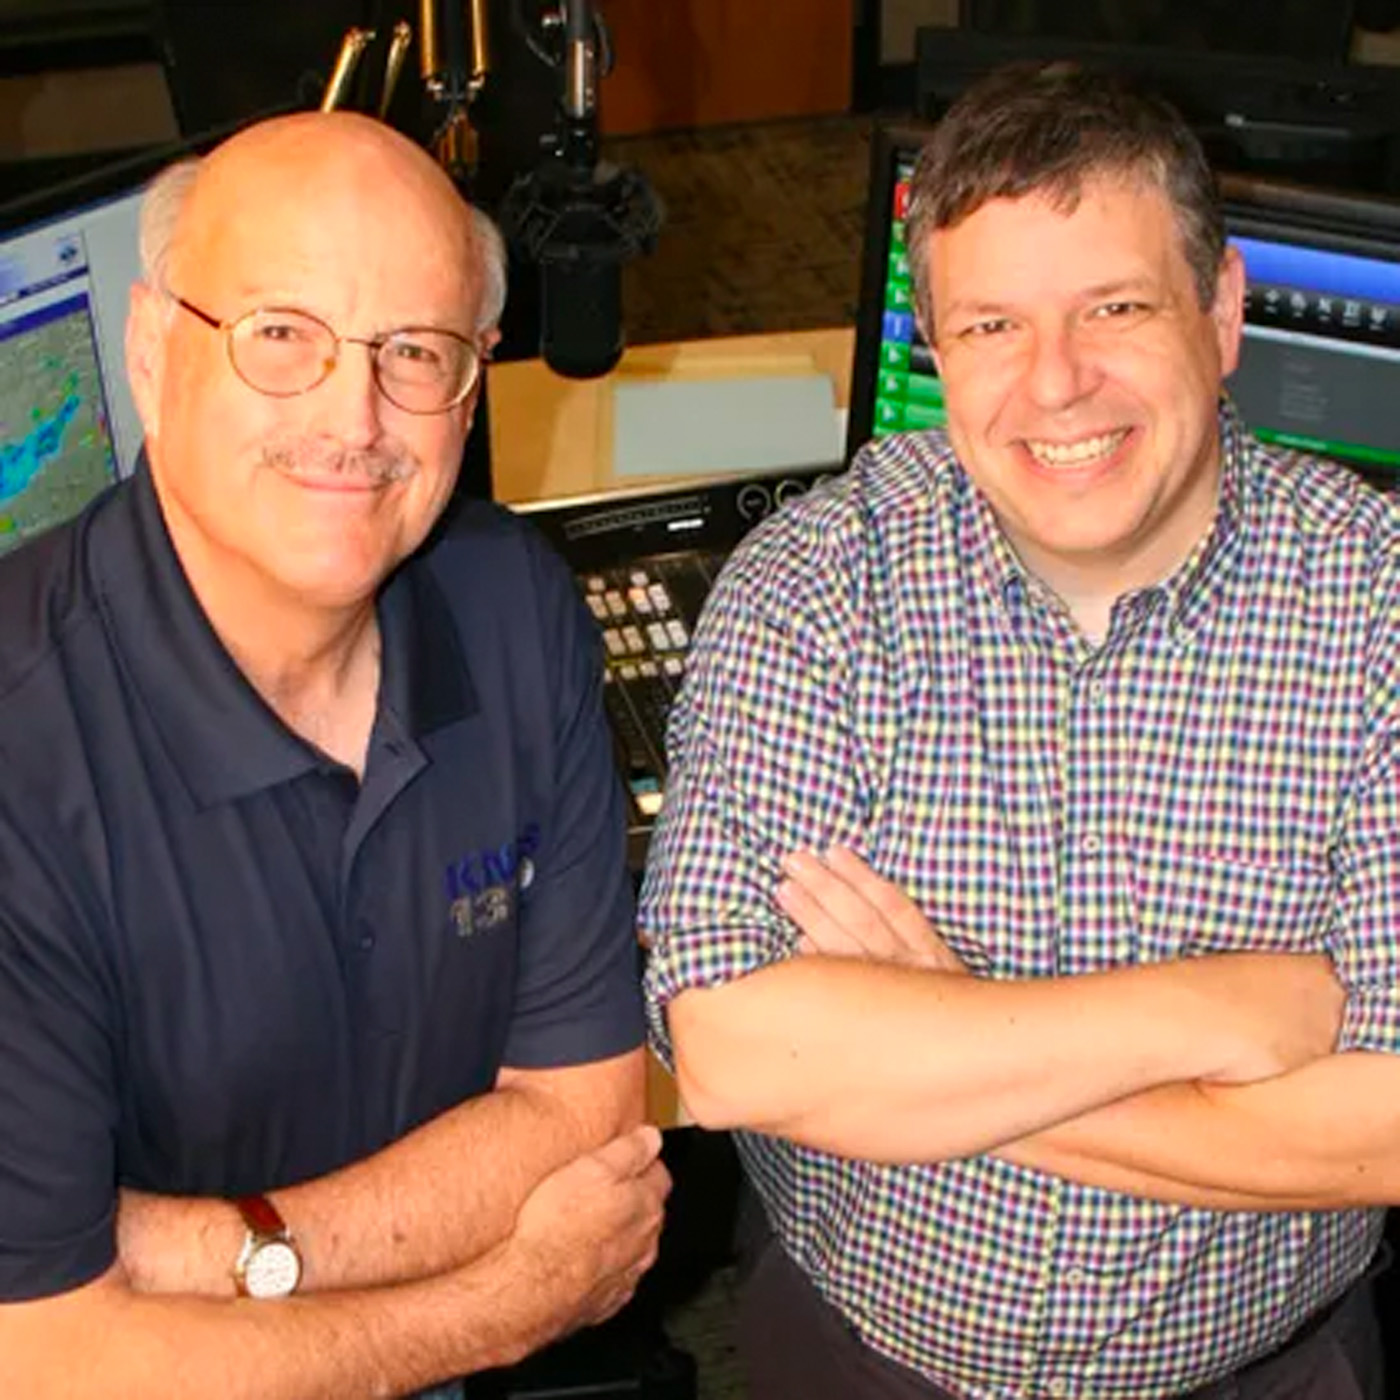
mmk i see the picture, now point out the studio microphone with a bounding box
[500,0,662,378]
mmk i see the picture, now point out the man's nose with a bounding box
[1023,322,1100,412]
[315,340,386,446]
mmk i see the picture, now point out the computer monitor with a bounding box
[845,122,942,464]
[0,148,176,556]
[0,192,140,557]
[846,123,1400,486]
[1223,173,1400,482]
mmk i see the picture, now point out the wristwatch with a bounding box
[232,1193,302,1299]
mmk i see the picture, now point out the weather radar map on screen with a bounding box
[0,158,163,558]
[0,255,119,553]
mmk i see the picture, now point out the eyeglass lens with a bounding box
[228,308,477,412]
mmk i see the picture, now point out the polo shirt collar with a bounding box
[96,457,475,809]
[375,541,477,740]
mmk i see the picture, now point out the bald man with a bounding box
[0,112,667,1398]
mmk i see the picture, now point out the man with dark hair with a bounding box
[0,111,668,1398]
[641,62,1398,1399]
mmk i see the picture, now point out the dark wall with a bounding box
[156,2,373,132]
[960,0,1358,62]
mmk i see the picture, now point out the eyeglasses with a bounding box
[168,294,485,415]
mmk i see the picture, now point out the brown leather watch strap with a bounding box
[234,1193,288,1237]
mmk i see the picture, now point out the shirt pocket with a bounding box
[1128,838,1333,964]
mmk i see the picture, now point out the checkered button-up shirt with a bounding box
[640,406,1400,1399]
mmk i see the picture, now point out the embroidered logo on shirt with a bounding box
[444,822,541,939]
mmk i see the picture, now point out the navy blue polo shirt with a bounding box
[0,459,641,1301]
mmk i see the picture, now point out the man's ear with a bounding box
[1212,245,1246,379]
[125,282,169,445]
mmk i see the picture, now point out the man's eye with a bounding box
[1092,301,1149,321]
[960,318,1013,339]
[386,338,443,369]
[252,320,314,344]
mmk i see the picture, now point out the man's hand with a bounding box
[778,847,967,973]
[496,1124,671,1346]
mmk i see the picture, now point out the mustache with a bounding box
[260,436,419,485]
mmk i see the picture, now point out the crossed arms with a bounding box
[0,1050,670,1400]
[649,523,1400,1216]
[664,846,1400,1212]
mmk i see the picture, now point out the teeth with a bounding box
[1025,430,1127,466]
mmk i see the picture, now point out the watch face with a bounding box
[243,1239,302,1299]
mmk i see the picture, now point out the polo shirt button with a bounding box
[1081,833,1101,855]
[1047,1380,1068,1398]
[1088,680,1106,704]
[1064,1267,1085,1286]
[358,931,375,951]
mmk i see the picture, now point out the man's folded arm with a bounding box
[2,1120,669,1400]
[118,1048,646,1296]
[999,1046,1400,1210]
[0,1258,538,1400]
[665,949,1333,1163]
[1002,696,1400,1210]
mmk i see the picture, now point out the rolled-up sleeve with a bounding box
[639,517,870,1067]
[1331,557,1400,1054]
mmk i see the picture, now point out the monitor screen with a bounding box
[0,180,145,555]
[0,134,226,557]
[846,122,943,463]
[846,124,1400,486]
[1223,174,1400,481]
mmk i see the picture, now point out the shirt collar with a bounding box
[1159,397,1251,642]
[957,469,1077,650]
[95,456,475,809]
[958,469,1027,623]
[376,544,477,739]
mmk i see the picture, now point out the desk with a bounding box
[488,326,855,506]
